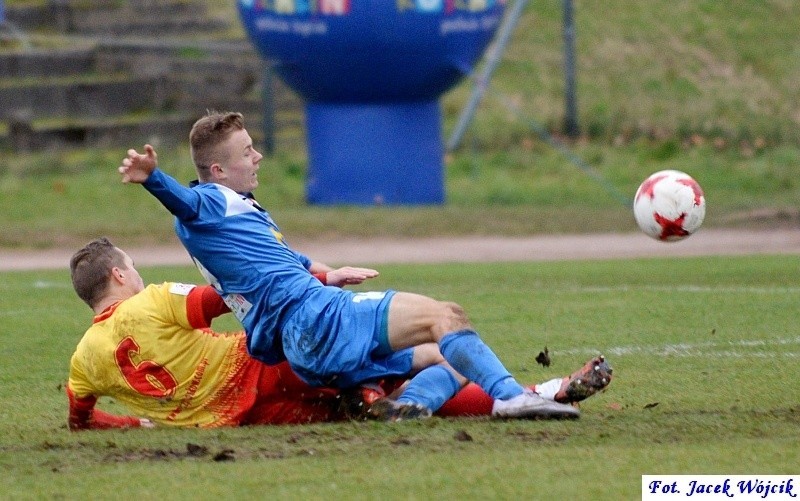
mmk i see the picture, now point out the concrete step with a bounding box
[4,112,199,152]
[0,1,306,153]
[92,40,263,92]
[0,48,96,78]
[0,75,169,121]
[71,16,230,37]
[4,0,226,36]
[1,109,305,153]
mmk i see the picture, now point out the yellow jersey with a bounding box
[68,283,261,428]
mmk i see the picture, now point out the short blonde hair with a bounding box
[189,111,245,181]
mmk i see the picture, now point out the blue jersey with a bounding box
[142,169,412,387]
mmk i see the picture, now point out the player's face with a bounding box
[218,128,262,194]
[118,250,145,294]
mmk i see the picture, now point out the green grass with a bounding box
[0,2,797,497]
[444,0,800,145]
[211,0,800,145]
[1,256,798,498]
[0,140,797,248]
[1,1,799,246]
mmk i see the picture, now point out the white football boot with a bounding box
[492,389,580,419]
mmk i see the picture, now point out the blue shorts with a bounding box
[281,289,414,388]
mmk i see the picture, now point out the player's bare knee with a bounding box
[433,301,471,338]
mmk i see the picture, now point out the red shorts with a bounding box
[240,361,342,425]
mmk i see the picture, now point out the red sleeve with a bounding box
[312,272,327,285]
[186,285,231,329]
[67,387,142,431]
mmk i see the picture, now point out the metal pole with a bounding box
[446,0,530,152]
[486,86,631,207]
[562,0,579,137]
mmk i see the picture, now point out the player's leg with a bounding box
[437,356,613,417]
[386,293,579,419]
[361,344,448,421]
[371,343,490,418]
[241,362,343,425]
[436,383,494,417]
[386,293,518,400]
[242,399,340,425]
[383,343,466,417]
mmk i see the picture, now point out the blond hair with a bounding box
[189,111,245,181]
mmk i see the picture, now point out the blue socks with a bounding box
[398,365,461,412]
[397,330,525,411]
[439,329,524,400]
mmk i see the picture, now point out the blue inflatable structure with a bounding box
[238,0,505,205]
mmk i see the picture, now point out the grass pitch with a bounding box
[1,255,798,499]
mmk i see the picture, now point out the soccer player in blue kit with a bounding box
[118,111,582,421]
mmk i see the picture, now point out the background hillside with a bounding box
[1,0,797,248]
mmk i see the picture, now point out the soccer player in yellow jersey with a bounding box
[67,237,382,429]
[67,238,612,430]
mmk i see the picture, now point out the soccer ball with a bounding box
[633,170,705,242]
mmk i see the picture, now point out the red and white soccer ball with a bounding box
[633,170,706,242]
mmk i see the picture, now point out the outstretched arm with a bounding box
[118,144,202,221]
[67,387,154,431]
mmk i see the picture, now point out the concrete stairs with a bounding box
[0,0,303,153]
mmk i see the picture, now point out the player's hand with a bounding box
[119,144,158,184]
[325,267,379,287]
[139,418,156,429]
